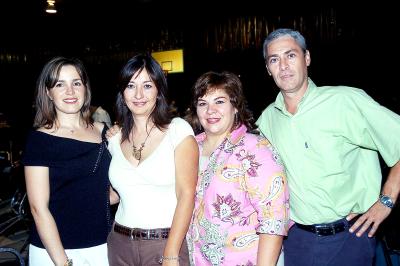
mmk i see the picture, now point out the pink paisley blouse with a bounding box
[187,124,289,266]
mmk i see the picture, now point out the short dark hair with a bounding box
[185,71,255,133]
[33,56,92,129]
[115,54,172,143]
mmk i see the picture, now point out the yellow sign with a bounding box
[152,49,184,74]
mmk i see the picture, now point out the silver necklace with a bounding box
[132,125,155,161]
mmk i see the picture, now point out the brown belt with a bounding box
[113,223,170,240]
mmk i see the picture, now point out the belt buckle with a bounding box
[315,225,333,236]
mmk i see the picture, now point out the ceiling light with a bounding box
[46,0,57,14]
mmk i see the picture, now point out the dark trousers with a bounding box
[107,229,189,266]
[284,222,376,266]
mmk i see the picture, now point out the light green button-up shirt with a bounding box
[256,79,400,224]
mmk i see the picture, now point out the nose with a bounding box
[206,104,216,114]
[65,85,74,95]
[134,87,144,99]
[279,57,289,71]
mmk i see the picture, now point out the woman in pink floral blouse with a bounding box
[185,71,289,266]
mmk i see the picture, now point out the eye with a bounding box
[288,53,296,59]
[73,81,83,87]
[197,101,206,107]
[269,57,278,65]
[55,82,63,88]
[126,83,135,89]
[216,99,225,104]
[144,84,153,89]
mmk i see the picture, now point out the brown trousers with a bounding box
[107,229,189,266]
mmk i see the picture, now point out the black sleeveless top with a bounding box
[22,125,111,249]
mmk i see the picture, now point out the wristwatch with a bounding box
[379,194,395,209]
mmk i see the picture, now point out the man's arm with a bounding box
[348,160,400,237]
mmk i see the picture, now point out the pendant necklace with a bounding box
[132,124,155,161]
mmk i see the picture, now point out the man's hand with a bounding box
[347,201,392,237]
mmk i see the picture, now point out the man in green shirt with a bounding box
[256,28,400,266]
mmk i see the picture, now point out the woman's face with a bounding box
[123,69,158,119]
[196,88,237,138]
[47,65,85,116]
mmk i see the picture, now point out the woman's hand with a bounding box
[106,124,121,139]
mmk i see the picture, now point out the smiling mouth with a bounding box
[133,102,147,106]
[207,118,220,124]
[63,98,78,103]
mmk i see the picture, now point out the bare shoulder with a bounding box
[93,121,104,132]
[36,126,55,134]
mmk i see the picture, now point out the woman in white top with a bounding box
[107,54,198,266]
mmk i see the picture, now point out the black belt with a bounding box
[113,223,170,240]
[296,218,354,236]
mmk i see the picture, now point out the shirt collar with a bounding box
[195,124,247,146]
[274,78,317,113]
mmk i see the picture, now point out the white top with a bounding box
[108,117,194,229]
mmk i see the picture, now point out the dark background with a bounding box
[1,3,399,262]
[0,1,398,147]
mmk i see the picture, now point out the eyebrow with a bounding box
[267,48,298,60]
[199,96,228,101]
[214,96,228,100]
[128,79,153,84]
[57,78,82,83]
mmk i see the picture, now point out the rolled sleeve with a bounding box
[244,137,289,236]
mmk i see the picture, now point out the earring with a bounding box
[234,112,239,127]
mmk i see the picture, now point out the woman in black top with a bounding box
[23,57,119,266]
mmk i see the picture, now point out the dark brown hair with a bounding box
[185,71,255,133]
[115,54,172,143]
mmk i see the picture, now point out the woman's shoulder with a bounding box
[169,117,194,133]
[243,132,284,166]
[36,126,54,134]
[22,129,59,165]
[165,118,194,147]
[107,128,122,151]
[93,121,105,132]
[242,132,272,150]
[27,128,54,142]
[170,117,190,127]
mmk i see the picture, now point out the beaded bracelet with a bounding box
[159,255,180,263]
[64,258,73,266]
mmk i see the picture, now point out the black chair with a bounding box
[0,247,25,266]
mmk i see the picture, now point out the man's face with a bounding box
[265,36,310,95]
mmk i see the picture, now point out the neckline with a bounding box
[34,128,104,144]
[117,123,171,168]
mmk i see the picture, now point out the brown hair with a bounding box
[33,56,92,129]
[185,71,255,133]
[115,54,172,143]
